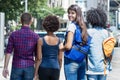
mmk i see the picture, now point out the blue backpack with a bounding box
[64,23,91,62]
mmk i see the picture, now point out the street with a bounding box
[107,47,120,80]
[0,47,120,80]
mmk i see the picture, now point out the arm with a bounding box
[34,38,42,79]
[60,31,74,51]
[58,45,63,69]
[3,34,13,78]
[2,53,11,78]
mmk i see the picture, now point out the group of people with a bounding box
[2,4,112,80]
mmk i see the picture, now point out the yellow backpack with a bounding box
[102,31,116,75]
[102,36,116,57]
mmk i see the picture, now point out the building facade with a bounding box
[47,0,120,29]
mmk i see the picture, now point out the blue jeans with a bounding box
[64,57,86,80]
[87,75,107,80]
[10,66,34,80]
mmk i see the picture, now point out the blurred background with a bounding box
[0,0,120,80]
[0,0,120,60]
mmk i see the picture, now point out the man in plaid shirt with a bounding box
[2,13,40,80]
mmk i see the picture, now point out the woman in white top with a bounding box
[60,4,88,80]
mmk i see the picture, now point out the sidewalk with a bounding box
[0,56,66,80]
[0,47,120,80]
[107,47,120,80]
[0,56,12,80]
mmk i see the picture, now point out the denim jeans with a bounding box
[10,66,34,80]
[64,57,86,80]
[87,75,107,80]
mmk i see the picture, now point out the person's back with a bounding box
[10,26,39,68]
[86,7,112,80]
[87,28,108,71]
[40,36,60,69]
[34,15,63,80]
[3,13,39,80]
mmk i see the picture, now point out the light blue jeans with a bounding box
[87,75,107,80]
[10,66,34,80]
[64,57,86,80]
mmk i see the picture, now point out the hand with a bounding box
[2,68,9,78]
[34,75,39,80]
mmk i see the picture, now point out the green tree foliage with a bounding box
[52,7,65,17]
[0,0,22,21]
[0,0,64,20]
[0,0,65,21]
[0,0,65,31]
[28,0,48,19]
[0,0,48,21]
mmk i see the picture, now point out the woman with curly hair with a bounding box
[34,15,63,80]
[86,7,112,80]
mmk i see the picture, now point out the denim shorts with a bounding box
[10,66,34,80]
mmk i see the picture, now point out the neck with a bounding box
[23,24,30,27]
[47,32,54,36]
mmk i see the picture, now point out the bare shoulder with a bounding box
[38,38,43,45]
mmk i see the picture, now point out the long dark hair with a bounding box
[68,4,88,43]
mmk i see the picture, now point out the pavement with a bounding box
[0,56,65,80]
[0,56,12,80]
[0,47,120,80]
[107,47,120,80]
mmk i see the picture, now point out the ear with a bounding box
[29,18,33,25]
[20,19,22,24]
[31,17,34,22]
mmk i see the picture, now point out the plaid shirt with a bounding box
[5,26,39,68]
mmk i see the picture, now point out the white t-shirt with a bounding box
[66,22,76,33]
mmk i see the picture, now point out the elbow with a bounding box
[59,57,62,62]
[36,57,42,62]
[38,57,42,61]
[58,58,62,68]
[65,45,72,51]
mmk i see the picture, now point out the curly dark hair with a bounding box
[42,15,60,32]
[86,7,107,28]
